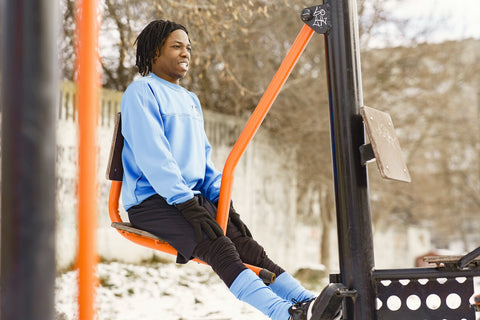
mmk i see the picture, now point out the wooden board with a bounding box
[423,255,480,266]
[361,106,411,183]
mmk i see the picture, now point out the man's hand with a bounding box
[176,197,224,242]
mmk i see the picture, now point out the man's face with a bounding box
[152,29,191,84]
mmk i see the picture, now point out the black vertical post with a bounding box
[324,0,376,318]
[1,1,57,319]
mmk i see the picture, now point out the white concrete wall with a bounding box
[56,82,305,272]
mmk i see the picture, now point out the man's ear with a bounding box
[152,48,160,63]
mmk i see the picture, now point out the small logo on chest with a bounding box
[191,105,199,116]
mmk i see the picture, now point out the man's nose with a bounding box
[181,48,190,57]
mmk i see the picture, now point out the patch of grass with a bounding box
[99,275,115,289]
[125,269,138,279]
[140,254,172,266]
[56,261,76,275]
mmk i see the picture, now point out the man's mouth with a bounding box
[179,61,189,69]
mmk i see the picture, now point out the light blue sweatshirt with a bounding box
[120,73,222,209]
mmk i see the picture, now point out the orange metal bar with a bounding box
[76,0,100,319]
[108,181,122,223]
[216,25,314,231]
[108,181,179,255]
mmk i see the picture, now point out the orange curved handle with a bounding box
[108,180,186,256]
[108,180,122,223]
[216,25,314,232]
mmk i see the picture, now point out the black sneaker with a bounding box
[288,297,343,320]
[333,308,342,320]
[288,298,315,320]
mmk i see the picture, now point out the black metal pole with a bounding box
[323,0,376,318]
[1,1,57,319]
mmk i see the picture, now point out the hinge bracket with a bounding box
[301,2,331,34]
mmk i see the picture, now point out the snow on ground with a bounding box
[56,261,480,320]
[55,261,271,320]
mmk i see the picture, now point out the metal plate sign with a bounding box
[360,106,411,183]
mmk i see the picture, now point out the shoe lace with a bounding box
[290,298,314,311]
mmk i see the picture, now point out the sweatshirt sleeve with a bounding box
[189,93,222,203]
[200,133,222,203]
[121,82,194,205]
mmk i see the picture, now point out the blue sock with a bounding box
[269,272,316,302]
[230,269,292,320]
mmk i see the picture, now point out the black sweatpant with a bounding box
[128,194,284,287]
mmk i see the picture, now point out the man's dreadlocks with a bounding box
[134,20,189,76]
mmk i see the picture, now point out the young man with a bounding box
[121,19,328,320]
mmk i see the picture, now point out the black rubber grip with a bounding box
[259,269,276,284]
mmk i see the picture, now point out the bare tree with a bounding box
[59,0,77,82]
[363,40,480,249]
[59,0,479,263]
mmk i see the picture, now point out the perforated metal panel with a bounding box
[375,277,475,319]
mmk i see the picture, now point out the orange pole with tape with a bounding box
[75,0,100,318]
[216,25,314,231]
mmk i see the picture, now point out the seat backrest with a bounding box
[106,112,124,181]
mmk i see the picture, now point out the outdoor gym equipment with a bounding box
[1,1,57,319]
[106,0,480,319]
[2,0,478,319]
[302,1,480,319]
[107,24,315,285]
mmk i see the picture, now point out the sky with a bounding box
[384,0,480,44]
[360,0,480,48]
